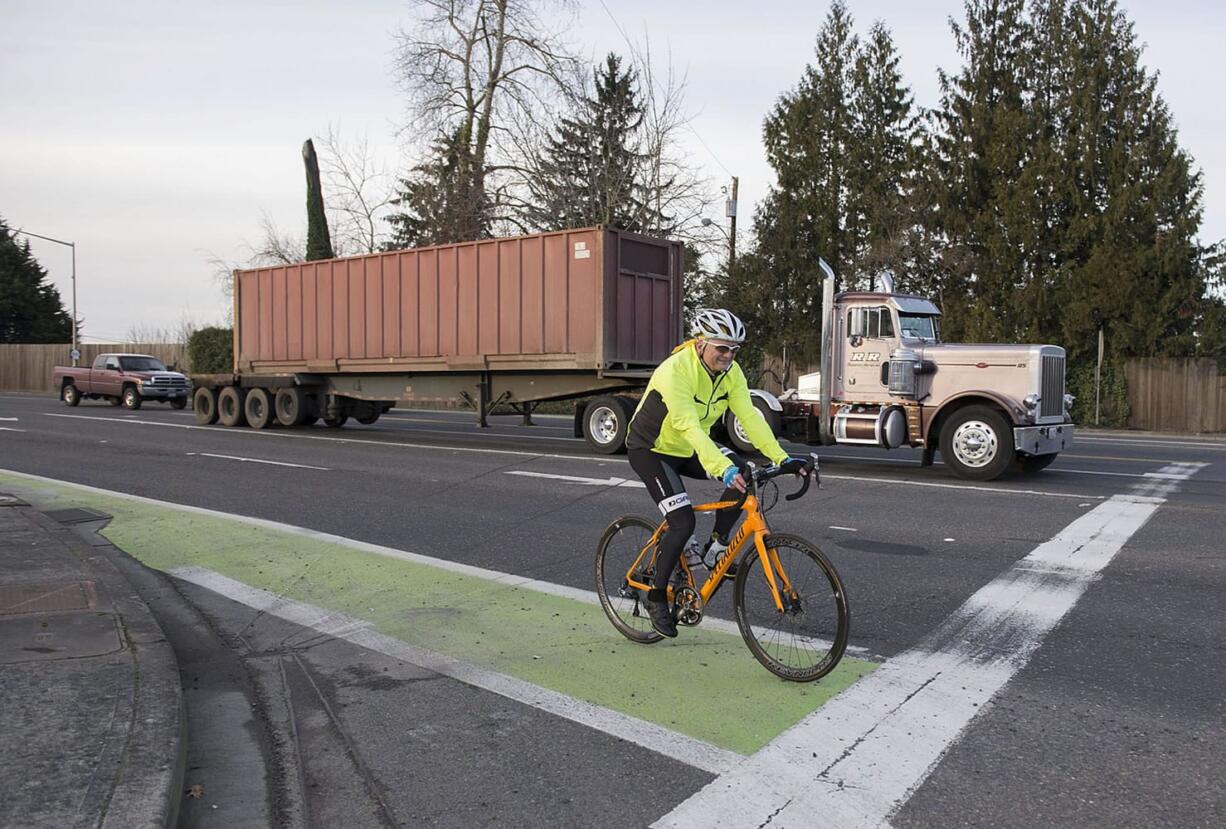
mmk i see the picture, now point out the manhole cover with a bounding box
[0,581,96,616]
[45,508,111,525]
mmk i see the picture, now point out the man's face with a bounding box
[699,338,740,373]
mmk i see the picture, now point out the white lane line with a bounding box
[1076,435,1226,450]
[505,470,646,488]
[186,452,330,471]
[0,427,27,432]
[0,417,19,421]
[655,461,1206,828]
[829,526,858,532]
[43,412,610,463]
[169,566,740,775]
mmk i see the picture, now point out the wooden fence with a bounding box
[1125,358,1226,433]
[0,343,189,394]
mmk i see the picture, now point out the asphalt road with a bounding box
[1,392,1223,827]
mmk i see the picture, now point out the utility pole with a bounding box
[12,229,77,365]
[726,176,738,268]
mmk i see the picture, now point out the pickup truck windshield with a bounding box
[118,356,168,371]
[899,314,940,342]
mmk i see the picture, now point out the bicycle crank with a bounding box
[673,586,704,627]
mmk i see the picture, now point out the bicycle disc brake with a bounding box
[673,586,704,626]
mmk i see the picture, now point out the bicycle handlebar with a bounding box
[729,453,819,510]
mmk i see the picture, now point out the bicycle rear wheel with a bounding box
[595,515,664,644]
[733,532,849,681]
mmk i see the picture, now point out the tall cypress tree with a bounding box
[302,139,335,261]
[0,217,74,343]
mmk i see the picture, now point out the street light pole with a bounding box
[11,229,77,365]
[727,176,738,268]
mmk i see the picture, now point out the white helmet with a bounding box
[692,308,746,344]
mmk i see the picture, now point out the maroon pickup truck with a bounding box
[54,353,191,410]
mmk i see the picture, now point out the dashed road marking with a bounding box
[186,452,330,470]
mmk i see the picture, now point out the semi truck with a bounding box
[721,261,1074,481]
[190,227,684,443]
[192,229,1071,482]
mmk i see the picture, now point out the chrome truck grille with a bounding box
[145,374,189,389]
[1040,355,1065,418]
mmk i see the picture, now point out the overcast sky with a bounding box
[3,0,1222,343]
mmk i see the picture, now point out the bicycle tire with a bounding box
[595,515,665,644]
[733,532,849,681]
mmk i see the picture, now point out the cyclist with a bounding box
[626,308,809,637]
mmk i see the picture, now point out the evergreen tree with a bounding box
[385,128,490,249]
[0,217,74,343]
[303,139,335,261]
[1049,0,1205,363]
[525,53,673,234]
[927,0,1036,344]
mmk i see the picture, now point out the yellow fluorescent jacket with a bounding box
[626,341,789,478]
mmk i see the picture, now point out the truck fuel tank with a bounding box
[833,404,908,448]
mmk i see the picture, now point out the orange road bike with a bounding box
[595,456,849,682]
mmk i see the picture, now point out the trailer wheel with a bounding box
[275,387,307,426]
[583,396,633,454]
[170,397,188,410]
[725,398,781,455]
[354,402,381,425]
[939,405,1013,481]
[122,385,142,410]
[62,383,81,407]
[194,387,218,425]
[244,388,274,429]
[324,415,349,428]
[217,386,248,427]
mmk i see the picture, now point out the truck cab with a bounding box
[732,263,1074,481]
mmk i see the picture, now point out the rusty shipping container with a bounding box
[233,227,683,376]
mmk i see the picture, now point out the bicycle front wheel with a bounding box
[733,532,849,681]
[595,515,664,644]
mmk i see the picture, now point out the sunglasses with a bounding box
[710,344,741,355]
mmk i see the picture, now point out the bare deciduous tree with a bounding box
[317,125,396,253]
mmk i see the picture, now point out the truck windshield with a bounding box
[898,314,939,342]
[118,356,168,371]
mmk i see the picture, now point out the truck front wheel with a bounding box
[62,384,80,407]
[939,405,1013,481]
[122,385,142,410]
[725,399,781,455]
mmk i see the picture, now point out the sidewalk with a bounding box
[0,493,183,829]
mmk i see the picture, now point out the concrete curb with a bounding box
[23,510,185,829]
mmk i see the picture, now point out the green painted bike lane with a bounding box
[0,472,873,756]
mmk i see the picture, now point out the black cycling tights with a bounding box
[627,448,745,590]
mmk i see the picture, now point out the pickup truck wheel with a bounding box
[217,386,248,427]
[194,387,219,425]
[244,388,274,429]
[583,395,633,454]
[62,384,81,407]
[122,385,143,410]
[274,387,307,426]
[170,397,188,410]
[939,405,1012,481]
[725,398,781,455]
[1017,452,1058,475]
[108,397,122,406]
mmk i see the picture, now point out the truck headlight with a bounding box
[1023,394,1040,411]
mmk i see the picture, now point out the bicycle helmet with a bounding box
[691,308,746,344]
